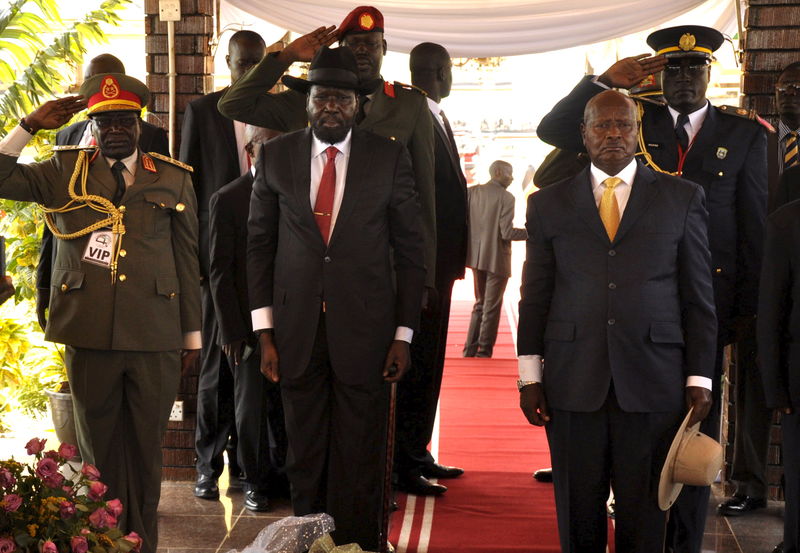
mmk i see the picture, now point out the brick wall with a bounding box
[733,0,800,500]
[144,0,214,481]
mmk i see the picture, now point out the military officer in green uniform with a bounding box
[217,5,437,290]
[0,75,201,553]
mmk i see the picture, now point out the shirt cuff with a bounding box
[251,306,273,331]
[182,331,202,350]
[518,354,543,382]
[686,375,712,391]
[0,125,33,156]
[590,75,610,90]
[395,326,414,343]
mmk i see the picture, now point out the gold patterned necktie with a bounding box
[785,131,799,169]
[599,177,622,241]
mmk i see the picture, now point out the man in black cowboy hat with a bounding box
[247,45,425,550]
[535,24,768,552]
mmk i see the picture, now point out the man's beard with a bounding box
[312,120,353,145]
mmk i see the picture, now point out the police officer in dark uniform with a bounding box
[536,25,768,553]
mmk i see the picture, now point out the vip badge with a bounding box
[82,229,117,268]
[716,147,728,160]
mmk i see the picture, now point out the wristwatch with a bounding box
[517,379,537,391]
[18,117,36,135]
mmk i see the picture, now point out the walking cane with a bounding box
[380,380,398,553]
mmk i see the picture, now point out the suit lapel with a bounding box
[328,129,370,246]
[646,107,679,171]
[683,104,717,175]
[88,154,119,200]
[434,121,463,179]
[613,161,658,244]
[129,151,160,192]
[359,82,387,129]
[214,89,240,168]
[292,129,322,246]
[570,167,610,244]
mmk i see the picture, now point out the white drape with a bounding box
[221,0,737,57]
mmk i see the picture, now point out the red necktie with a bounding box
[314,146,338,244]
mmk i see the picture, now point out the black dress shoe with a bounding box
[421,463,464,479]
[717,495,767,516]
[475,350,492,358]
[533,468,553,483]
[244,489,270,512]
[194,474,219,500]
[397,474,447,496]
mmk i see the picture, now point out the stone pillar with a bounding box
[144,0,214,480]
[738,0,800,501]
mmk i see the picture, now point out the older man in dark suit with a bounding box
[518,90,717,553]
[248,46,425,550]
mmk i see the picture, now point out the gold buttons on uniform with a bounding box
[160,202,166,208]
[119,249,126,257]
[61,284,68,292]
[176,203,185,212]
[389,136,396,141]
[119,205,126,213]
[119,274,127,282]
[718,171,724,177]
[715,268,722,274]
[169,292,176,299]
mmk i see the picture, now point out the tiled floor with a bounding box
[155,476,784,553]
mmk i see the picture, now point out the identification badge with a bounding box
[716,147,728,159]
[82,230,116,268]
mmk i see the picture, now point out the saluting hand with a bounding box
[0,276,14,306]
[598,54,667,89]
[24,96,87,133]
[278,26,339,64]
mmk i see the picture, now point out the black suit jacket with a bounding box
[769,164,800,213]
[758,193,800,409]
[179,89,242,277]
[517,162,717,413]
[248,128,426,387]
[431,118,467,282]
[208,171,253,345]
[537,77,767,341]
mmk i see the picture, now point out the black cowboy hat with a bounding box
[282,46,377,95]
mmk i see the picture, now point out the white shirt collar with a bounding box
[104,149,138,176]
[427,97,442,117]
[668,101,709,134]
[311,129,352,160]
[589,157,638,190]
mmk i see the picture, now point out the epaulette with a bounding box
[392,81,428,97]
[148,151,194,172]
[718,105,776,132]
[52,144,97,152]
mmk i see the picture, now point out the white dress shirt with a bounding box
[427,97,447,133]
[517,158,711,391]
[250,129,414,343]
[667,101,709,145]
[233,119,250,176]
[0,125,202,350]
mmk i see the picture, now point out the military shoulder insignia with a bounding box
[383,81,395,98]
[52,144,98,152]
[393,81,428,97]
[718,105,776,132]
[140,153,157,173]
[148,151,193,172]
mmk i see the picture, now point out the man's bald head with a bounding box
[409,42,453,102]
[227,30,266,83]
[581,90,640,175]
[489,160,513,188]
[584,90,637,124]
[244,124,280,166]
[84,54,125,79]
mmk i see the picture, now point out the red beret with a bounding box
[338,6,384,38]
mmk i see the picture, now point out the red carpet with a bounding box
[389,300,563,552]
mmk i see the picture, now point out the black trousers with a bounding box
[547,387,682,553]
[784,411,800,553]
[280,315,389,550]
[195,283,238,478]
[666,344,724,553]
[395,274,455,477]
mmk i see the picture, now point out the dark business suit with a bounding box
[770,164,800,212]
[208,172,286,491]
[396,111,468,478]
[248,127,425,550]
[537,76,767,552]
[36,119,170,325]
[179,89,244,482]
[518,162,717,552]
[758,195,800,553]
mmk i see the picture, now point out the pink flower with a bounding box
[81,463,101,481]
[43,451,60,461]
[58,443,79,459]
[35,458,63,488]
[1,494,21,512]
[25,438,46,455]
[0,469,15,489]
[106,498,123,517]
[0,536,15,553]
[40,541,57,553]
[59,499,76,518]
[88,507,111,529]
[87,481,108,501]
[122,531,142,552]
[80,529,90,536]
[70,536,88,553]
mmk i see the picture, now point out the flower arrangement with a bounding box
[0,438,141,553]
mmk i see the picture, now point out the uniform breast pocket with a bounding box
[143,192,177,237]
